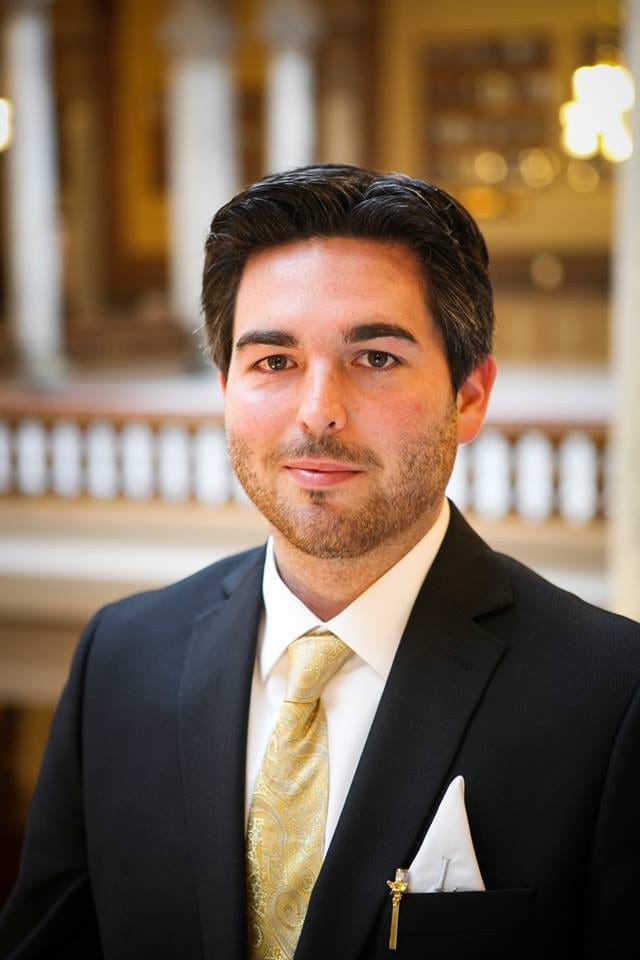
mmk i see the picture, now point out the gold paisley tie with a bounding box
[246,628,353,960]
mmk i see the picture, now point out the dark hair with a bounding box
[201,163,494,391]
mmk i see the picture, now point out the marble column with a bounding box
[609,1,640,618]
[162,0,238,345]
[3,0,64,383]
[261,0,322,172]
[319,0,369,167]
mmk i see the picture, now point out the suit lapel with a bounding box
[178,548,265,960]
[296,506,513,960]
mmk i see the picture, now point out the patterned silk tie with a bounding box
[246,628,353,960]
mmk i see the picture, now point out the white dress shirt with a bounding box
[245,499,451,855]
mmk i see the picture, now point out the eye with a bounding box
[255,354,293,372]
[355,350,399,370]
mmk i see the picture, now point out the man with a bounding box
[1,164,639,959]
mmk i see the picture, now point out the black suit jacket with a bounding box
[1,505,640,959]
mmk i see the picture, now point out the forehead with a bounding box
[233,237,431,337]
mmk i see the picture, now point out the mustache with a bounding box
[269,435,383,469]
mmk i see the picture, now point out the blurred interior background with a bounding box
[0,0,639,906]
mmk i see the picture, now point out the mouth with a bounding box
[283,460,366,488]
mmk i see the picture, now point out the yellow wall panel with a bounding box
[375,0,614,254]
[113,0,168,260]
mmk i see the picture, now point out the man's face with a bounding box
[222,237,486,559]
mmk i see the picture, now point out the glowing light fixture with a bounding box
[0,99,13,152]
[559,62,634,162]
[474,150,509,184]
[566,159,600,193]
[518,148,560,188]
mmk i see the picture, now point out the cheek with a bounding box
[363,396,426,433]
[224,387,285,439]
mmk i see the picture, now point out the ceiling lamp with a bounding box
[559,62,634,163]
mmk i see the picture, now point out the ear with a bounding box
[218,369,227,395]
[456,355,496,445]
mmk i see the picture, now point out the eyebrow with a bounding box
[341,322,418,346]
[234,321,418,352]
[235,329,299,350]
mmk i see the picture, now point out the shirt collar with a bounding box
[260,499,450,682]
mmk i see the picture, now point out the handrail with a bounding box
[0,385,608,437]
[0,384,610,523]
[0,385,224,429]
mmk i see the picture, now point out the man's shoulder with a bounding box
[94,543,265,636]
[442,503,639,651]
[494,549,640,661]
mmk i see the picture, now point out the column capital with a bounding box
[259,0,323,52]
[160,0,235,60]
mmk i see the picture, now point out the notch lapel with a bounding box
[296,507,513,960]
[178,548,265,960]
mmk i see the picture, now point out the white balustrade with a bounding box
[0,422,11,493]
[121,422,155,500]
[86,422,118,499]
[15,419,48,496]
[470,430,511,519]
[446,443,470,512]
[157,424,191,502]
[230,468,251,505]
[194,425,229,504]
[558,432,599,524]
[601,441,613,521]
[50,421,83,497]
[0,408,609,526]
[514,431,555,522]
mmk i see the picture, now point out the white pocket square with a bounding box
[407,775,485,893]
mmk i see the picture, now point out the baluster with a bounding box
[601,435,612,520]
[15,419,48,496]
[230,469,251,505]
[51,420,83,497]
[157,423,191,501]
[446,443,470,511]
[86,421,119,499]
[121,422,155,499]
[194,424,229,504]
[514,430,554,522]
[470,430,511,519]
[0,422,11,492]
[558,432,599,523]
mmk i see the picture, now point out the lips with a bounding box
[283,460,365,488]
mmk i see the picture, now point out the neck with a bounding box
[271,503,444,621]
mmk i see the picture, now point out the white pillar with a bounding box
[262,0,322,172]
[3,0,64,383]
[163,0,238,340]
[609,0,640,618]
[320,0,368,167]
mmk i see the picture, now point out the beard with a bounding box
[227,409,457,560]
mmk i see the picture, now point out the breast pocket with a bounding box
[374,889,537,959]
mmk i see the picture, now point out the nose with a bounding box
[296,366,348,435]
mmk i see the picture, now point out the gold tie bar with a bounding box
[386,868,409,951]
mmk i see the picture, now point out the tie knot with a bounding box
[285,629,353,703]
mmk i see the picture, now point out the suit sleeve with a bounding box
[0,610,105,960]
[584,679,640,957]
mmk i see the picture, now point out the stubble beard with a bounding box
[227,410,457,560]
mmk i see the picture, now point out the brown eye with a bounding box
[266,355,288,371]
[367,351,391,368]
